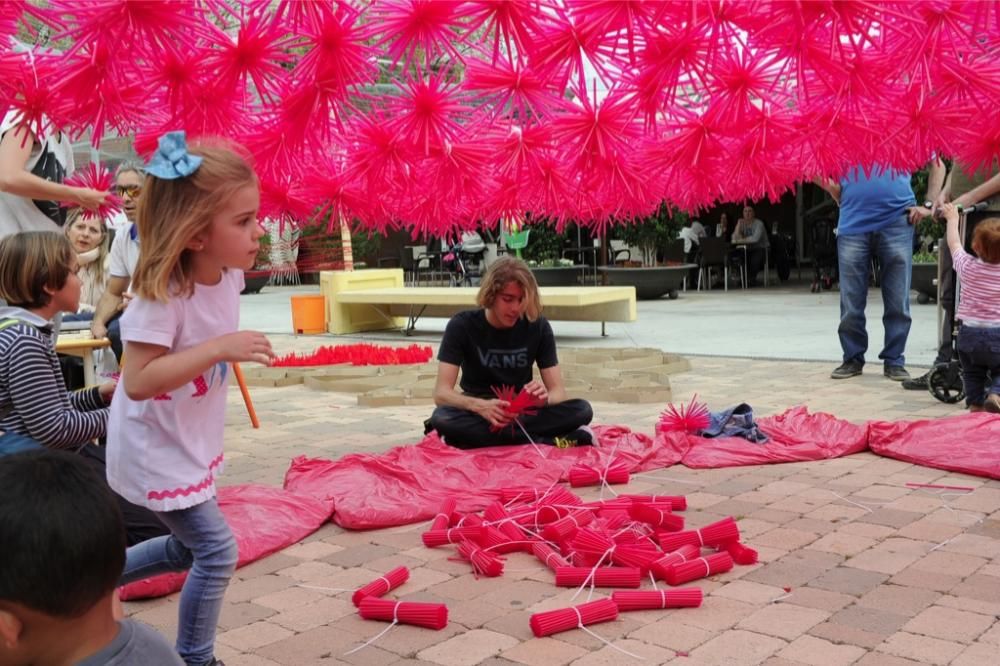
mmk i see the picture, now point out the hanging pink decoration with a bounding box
[0,51,60,143]
[457,0,541,64]
[657,395,711,436]
[205,8,294,104]
[368,0,466,72]
[62,163,123,222]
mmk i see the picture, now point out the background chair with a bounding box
[698,237,743,291]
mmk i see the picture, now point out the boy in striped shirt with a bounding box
[942,203,1000,413]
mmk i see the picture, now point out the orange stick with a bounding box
[233,363,259,429]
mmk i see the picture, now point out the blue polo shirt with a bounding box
[837,165,915,236]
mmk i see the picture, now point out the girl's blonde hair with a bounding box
[476,256,542,321]
[63,209,110,289]
[0,232,74,310]
[131,140,256,301]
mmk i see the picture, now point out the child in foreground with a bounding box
[108,131,274,666]
[0,449,183,665]
[941,202,1000,413]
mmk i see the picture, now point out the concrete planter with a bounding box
[599,264,697,300]
[912,262,937,304]
[242,270,271,295]
[530,265,585,287]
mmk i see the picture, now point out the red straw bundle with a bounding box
[358,598,449,630]
[629,503,685,531]
[649,544,700,581]
[622,494,687,510]
[529,598,618,637]
[569,528,614,556]
[421,526,485,548]
[351,566,410,607]
[568,462,630,487]
[541,510,595,542]
[483,502,527,549]
[720,541,759,565]
[501,485,581,506]
[517,504,567,526]
[658,517,739,551]
[665,552,734,585]
[598,512,631,531]
[457,539,504,577]
[612,588,703,611]
[431,498,457,530]
[480,525,524,554]
[555,566,642,588]
[532,541,569,571]
[609,544,661,572]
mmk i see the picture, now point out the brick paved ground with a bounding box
[125,334,1000,665]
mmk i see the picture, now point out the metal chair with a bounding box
[697,237,743,291]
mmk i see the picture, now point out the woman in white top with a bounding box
[0,111,107,238]
[63,210,110,318]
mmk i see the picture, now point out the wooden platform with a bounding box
[320,269,637,335]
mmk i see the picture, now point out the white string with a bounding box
[571,546,614,601]
[344,602,401,655]
[659,590,669,609]
[828,490,885,514]
[572,606,645,660]
[378,575,392,594]
[513,418,546,456]
[911,488,987,552]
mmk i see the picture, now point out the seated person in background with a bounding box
[690,218,707,240]
[731,205,770,287]
[63,209,110,321]
[427,256,594,448]
[715,212,730,239]
[0,231,167,545]
[677,218,702,262]
[0,449,183,666]
[91,164,144,361]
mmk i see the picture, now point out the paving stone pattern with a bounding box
[126,338,1000,665]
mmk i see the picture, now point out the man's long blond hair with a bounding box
[131,140,256,302]
[476,256,542,321]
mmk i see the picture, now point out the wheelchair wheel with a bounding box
[928,364,965,404]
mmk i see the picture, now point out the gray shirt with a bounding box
[76,620,183,666]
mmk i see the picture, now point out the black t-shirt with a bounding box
[437,309,558,397]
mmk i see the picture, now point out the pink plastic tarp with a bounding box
[120,484,334,601]
[283,425,679,530]
[868,412,1000,480]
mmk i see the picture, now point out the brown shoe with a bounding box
[985,394,1000,414]
[969,404,985,413]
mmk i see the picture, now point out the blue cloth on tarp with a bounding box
[702,403,768,443]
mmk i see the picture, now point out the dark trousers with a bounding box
[957,325,1000,407]
[745,247,766,286]
[78,444,170,547]
[936,244,957,365]
[429,399,593,449]
[107,312,123,361]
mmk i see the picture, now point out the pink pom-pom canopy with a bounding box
[5,0,997,240]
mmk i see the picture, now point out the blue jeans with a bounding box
[837,215,914,367]
[957,325,1000,406]
[0,431,43,456]
[121,499,238,666]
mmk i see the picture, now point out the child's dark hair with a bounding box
[0,450,126,617]
[971,218,1000,264]
[0,232,74,309]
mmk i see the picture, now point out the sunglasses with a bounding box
[115,185,141,198]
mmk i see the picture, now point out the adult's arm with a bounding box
[925,157,946,204]
[433,361,510,428]
[91,275,128,338]
[953,171,1000,209]
[941,203,964,256]
[6,334,108,448]
[745,220,766,245]
[0,124,106,210]
[814,177,841,204]
[538,365,568,404]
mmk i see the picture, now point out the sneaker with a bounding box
[831,361,863,379]
[901,372,930,390]
[985,394,1000,414]
[884,366,910,381]
[553,426,595,448]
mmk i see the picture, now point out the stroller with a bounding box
[810,217,838,292]
[927,202,991,403]
[441,231,487,286]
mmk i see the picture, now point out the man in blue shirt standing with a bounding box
[818,160,944,380]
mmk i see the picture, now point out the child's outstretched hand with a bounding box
[216,331,275,365]
[940,202,960,224]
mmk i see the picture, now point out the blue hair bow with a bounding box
[145,131,202,180]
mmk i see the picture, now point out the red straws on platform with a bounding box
[612,588,703,611]
[622,495,687,510]
[421,525,485,548]
[352,566,409,607]
[555,566,642,588]
[532,541,569,572]
[658,517,739,551]
[568,462,630,487]
[529,598,618,637]
[271,343,433,367]
[490,384,542,431]
[665,552,734,586]
[357,598,449,630]
[721,541,759,565]
[649,544,701,581]
[457,539,505,577]
[541,510,594,542]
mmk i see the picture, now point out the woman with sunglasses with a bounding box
[0,111,108,239]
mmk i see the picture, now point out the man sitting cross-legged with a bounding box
[426,256,594,448]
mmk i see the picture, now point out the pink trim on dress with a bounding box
[146,453,224,501]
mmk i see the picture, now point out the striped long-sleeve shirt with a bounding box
[0,310,107,449]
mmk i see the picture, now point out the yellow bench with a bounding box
[320,269,637,336]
